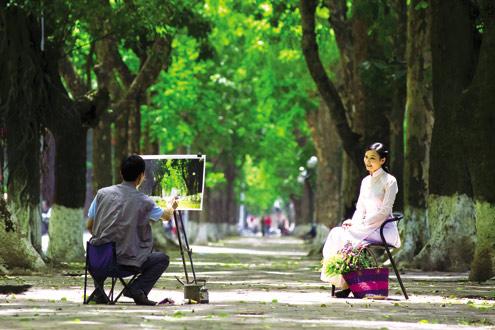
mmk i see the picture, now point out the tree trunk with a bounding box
[224,159,238,227]
[290,194,303,226]
[0,6,45,270]
[41,131,56,207]
[47,109,87,262]
[195,187,210,244]
[389,0,407,212]
[141,95,160,155]
[464,0,495,281]
[306,104,343,227]
[43,47,89,264]
[340,153,361,219]
[142,121,160,155]
[3,131,44,268]
[195,185,222,244]
[0,199,44,271]
[92,116,113,190]
[128,101,141,154]
[113,107,131,183]
[398,0,434,264]
[417,0,479,270]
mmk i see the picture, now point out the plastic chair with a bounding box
[83,241,140,304]
[364,212,409,299]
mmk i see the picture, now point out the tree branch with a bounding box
[326,0,353,51]
[300,0,361,167]
[76,89,110,128]
[114,36,173,111]
[58,55,109,127]
[59,56,87,98]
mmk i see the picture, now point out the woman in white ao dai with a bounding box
[321,143,401,289]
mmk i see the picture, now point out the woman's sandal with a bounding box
[332,285,351,298]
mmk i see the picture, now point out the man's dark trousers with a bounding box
[120,252,170,295]
[93,252,169,298]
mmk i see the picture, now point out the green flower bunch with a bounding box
[322,242,374,276]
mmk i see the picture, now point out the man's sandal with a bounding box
[157,297,176,305]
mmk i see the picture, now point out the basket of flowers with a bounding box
[322,242,389,299]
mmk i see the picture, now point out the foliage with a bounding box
[322,242,374,276]
[141,0,337,214]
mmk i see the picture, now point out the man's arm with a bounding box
[87,197,97,235]
[149,197,179,222]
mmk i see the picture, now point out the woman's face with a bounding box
[364,150,385,174]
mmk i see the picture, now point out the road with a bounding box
[1,236,494,329]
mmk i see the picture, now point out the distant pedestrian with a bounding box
[262,215,272,236]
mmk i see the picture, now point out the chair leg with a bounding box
[113,274,139,303]
[384,246,409,299]
[107,278,113,304]
[83,265,88,304]
[331,285,336,297]
[86,290,96,303]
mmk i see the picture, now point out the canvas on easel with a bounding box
[139,155,206,211]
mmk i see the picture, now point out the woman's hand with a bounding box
[342,219,353,228]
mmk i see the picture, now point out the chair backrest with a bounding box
[378,211,404,246]
[86,241,117,280]
[392,212,404,222]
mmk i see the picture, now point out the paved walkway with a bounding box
[1,236,494,329]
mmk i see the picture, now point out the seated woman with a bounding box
[321,142,401,297]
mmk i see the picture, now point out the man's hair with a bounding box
[120,155,145,181]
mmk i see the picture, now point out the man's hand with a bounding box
[160,197,179,221]
[342,219,352,228]
[170,197,179,210]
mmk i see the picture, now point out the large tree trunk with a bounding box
[44,44,95,265]
[195,187,210,245]
[0,6,46,271]
[224,159,238,227]
[389,0,407,211]
[41,131,56,207]
[128,101,141,154]
[142,113,160,154]
[464,0,495,281]
[113,108,131,183]
[398,0,434,264]
[289,194,303,227]
[306,103,343,227]
[2,129,44,269]
[195,185,222,244]
[92,116,113,190]
[47,119,87,262]
[416,0,479,271]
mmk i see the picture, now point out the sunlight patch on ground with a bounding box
[279,318,487,330]
[191,245,306,256]
[61,320,102,325]
[0,308,57,315]
[221,237,306,245]
[401,273,469,281]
